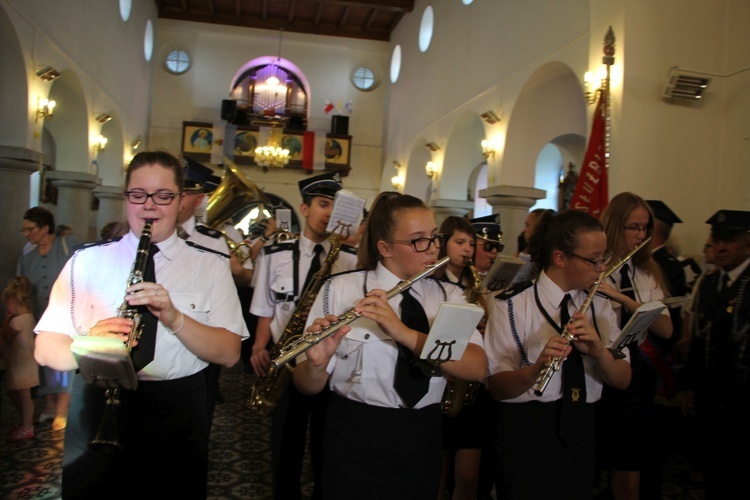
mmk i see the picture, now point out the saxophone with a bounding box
[441,258,484,417]
[249,231,344,416]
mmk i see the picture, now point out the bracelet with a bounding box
[169,312,185,335]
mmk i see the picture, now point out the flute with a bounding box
[269,256,450,371]
[532,237,651,396]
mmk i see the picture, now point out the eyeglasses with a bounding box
[387,233,446,253]
[482,241,503,253]
[125,191,182,205]
[623,225,650,234]
[20,226,38,234]
[568,250,613,271]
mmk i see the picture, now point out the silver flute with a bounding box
[270,256,450,371]
[532,237,651,396]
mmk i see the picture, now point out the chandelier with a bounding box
[254,143,290,169]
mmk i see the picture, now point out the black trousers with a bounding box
[62,370,209,499]
[271,383,330,500]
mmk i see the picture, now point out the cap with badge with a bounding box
[647,200,682,227]
[183,158,222,193]
[298,171,343,200]
[706,209,750,240]
[470,214,503,243]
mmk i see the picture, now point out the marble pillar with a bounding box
[94,186,126,238]
[428,198,475,228]
[45,170,101,243]
[480,185,546,255]
[0,146,43,292]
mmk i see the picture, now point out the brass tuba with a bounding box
[204,157,273,262]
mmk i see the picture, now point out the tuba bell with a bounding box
[204,157,273,262]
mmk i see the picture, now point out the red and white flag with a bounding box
[302,131,327,171]
[570,93,608,218]
[324,100,335,114]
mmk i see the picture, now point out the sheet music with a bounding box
[482,255,527,292]
[327,189,366,237]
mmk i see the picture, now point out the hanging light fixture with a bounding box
[254,125,290,170]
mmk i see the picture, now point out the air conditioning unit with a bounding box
[663,73,710,100]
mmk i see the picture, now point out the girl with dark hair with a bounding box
[484,209,631,499]
[293,192,487,500]
[433,215,476,287]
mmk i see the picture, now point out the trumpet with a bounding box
[269,256,450,371]
[532,237,651,396]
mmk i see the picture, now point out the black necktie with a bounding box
[619,266,636,329]
[394,288,431,408]
[720,273,730,294]
[131,244,159,372]
[302,244,324,295]
[558,293,587,446]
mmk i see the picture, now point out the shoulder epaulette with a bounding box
[75,237,122,252]
[264,239,297,255]
[195,225,223,239]
[186,240,229,258]
[340,244,358,255]
[495,280,533,300]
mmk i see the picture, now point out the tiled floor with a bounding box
[0,364,703,499]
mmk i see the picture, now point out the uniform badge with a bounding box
[571,387,581,402]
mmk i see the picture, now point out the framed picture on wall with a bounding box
[183,124,214,153]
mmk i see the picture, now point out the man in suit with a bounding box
[681,210,750,499]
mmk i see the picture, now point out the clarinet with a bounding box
[532,237,651,396]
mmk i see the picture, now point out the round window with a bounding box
[419,6,434,52]
[165,50,191,75]
[351,67,377,91]
[390,45,402,84]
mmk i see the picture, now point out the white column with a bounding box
[94,186,125,238]
[428,198,475,228]
[480,185,546,255]
[46,170,101,243]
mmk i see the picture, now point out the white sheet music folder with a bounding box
[482,254,526,292]
[327,189,365,236]
[419,302,484,364]
[611,300,667,354]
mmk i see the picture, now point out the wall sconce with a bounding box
[481,110,500,124]
[94,134,108,153]
[36,97,56,123]
[481,139,495,160]
[584,68,606,105]
[131,135,143,153]
[425,161,437,179]
[391,161,402,190]
[425,142,441,152]
[95,112,113,124]
[35,66,61,82]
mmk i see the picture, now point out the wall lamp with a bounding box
[131,135,143,153]
[94,134,108,153]
[35,66,61,82]
[391,161,403,190]
[481,139,495,160]
[584,68,606,105]
[425,161,437,179]
[95,112,113,124]
[36,97,56,122]
[481,110,500,124]
[425,142,441,152]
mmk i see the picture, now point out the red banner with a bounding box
[570,93,608,218]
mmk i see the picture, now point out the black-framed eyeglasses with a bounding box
[20,225,39,234]
[125,191,182,205]
[568,250,613,271]
[482,241,503,253]
[387,233,446,253]
[623,225,650,234]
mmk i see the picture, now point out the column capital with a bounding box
[480,185,546,210]
[46,170,101,191]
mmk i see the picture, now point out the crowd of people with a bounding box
[1,149,747,500]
